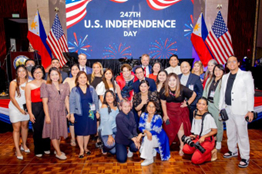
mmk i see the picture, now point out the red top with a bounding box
[31,87,42,103]
[149,74,157,82]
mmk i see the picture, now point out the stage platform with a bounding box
[0,130,262,174]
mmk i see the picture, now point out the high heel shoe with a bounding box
[20,146,30,153]
[211,149,217,161]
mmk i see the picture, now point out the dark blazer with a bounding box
[179,73,203,106]
[132,65,152,75]
[115,111,138,145]
[133,77,157,94]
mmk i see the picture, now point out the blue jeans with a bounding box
[116,141,138,163]
[100,128,117,154]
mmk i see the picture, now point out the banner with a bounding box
[66,0,193,59]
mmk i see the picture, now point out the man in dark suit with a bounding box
[179,61,203,122]
[133,54,152,78]
[133,66,156,94]
[45,58,68,81]
[78,53,92,74]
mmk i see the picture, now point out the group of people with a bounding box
[8,53,255,168]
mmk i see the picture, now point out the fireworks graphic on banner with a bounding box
[148,38,177,59]
[184,14,194,38]
[102,43,132,59]
[68,33,92,56]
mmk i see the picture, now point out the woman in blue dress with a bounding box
[69,71,99,158]
[139,100,170,166]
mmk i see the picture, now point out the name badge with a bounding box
[189,84,194,91]
[209,91,215,98]
[90,103,96,111]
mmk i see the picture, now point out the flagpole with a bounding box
[252,0,259,67]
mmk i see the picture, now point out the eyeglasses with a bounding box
[34,71,43,75]
[227,60,237,64]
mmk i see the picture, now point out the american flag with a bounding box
[66,0,92,28]
[205,11,234,65]
[146,0,181,10]
[46,14,68,67]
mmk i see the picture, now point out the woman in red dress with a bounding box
[160,73,196,156]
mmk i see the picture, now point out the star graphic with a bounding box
[193,23,200,32]
[30,21,38,30]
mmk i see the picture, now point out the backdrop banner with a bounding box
[66,0,193,59]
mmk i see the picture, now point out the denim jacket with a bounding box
[69,85,99,115]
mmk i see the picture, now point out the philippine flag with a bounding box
[191,13,213,67]
[27,11,52,69]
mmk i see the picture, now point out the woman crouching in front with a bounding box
[182,97,217,164]
[139,100,170,166]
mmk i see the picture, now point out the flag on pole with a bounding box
[27,11,52,69]
[205,11,234,65]
[46,14,69,67]
[66,0,92,28]
[191,13,213,67]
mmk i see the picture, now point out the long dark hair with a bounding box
[46,67,62,84]
[206,64,225,87]
[139,80,149,92]
[164,73,181,98]
[156,70,168,86]
[103,90,118,114]
[102,69,116,91]
[15,65,28,97]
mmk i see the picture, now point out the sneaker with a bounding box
[141,158,154,166]
[44,150,50,154]
[35,154,43,157]
[95,141,102,148]
[238,159,249,168]
[127,149,133,158]
[216,142,222,150]
[223,151,238,158]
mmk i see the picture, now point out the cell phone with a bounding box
[23,104,28,112]
[166,119,170,125]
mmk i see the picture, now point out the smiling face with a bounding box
[50,70,60,82]
[135,67,145,80]
[227,56,239,71]
[78,73,88,86]
[147,102,156,115]
[121,101,131,115]
[193,63,200,73]
[122,67,131,79]
[105,70,113,81]
[139,82,149,93]
[17,67,27,79]
[169,56,179,67]
[158,71,167,83]
[71,65,80,77]
[105,91,114,104]
[93,63,101,74]
[78,54,87,66]
[180,62,191,75]
[33,68,43,80]
[51,59,60,69]
[153,63,161,74]
[214,66,224,79]
[168,76,177,89]
[196,99,208,112]
[141,55,150,66]
[208,62,215,74]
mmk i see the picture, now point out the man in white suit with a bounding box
[219,56,254,168]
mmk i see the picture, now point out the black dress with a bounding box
[133,91,160,114]
[87,74,102,89]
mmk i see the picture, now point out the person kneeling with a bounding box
[115,99,142,163]
[182,97,217,165]
[139,101,170,166]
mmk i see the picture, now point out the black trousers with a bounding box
[32,102,50,155]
